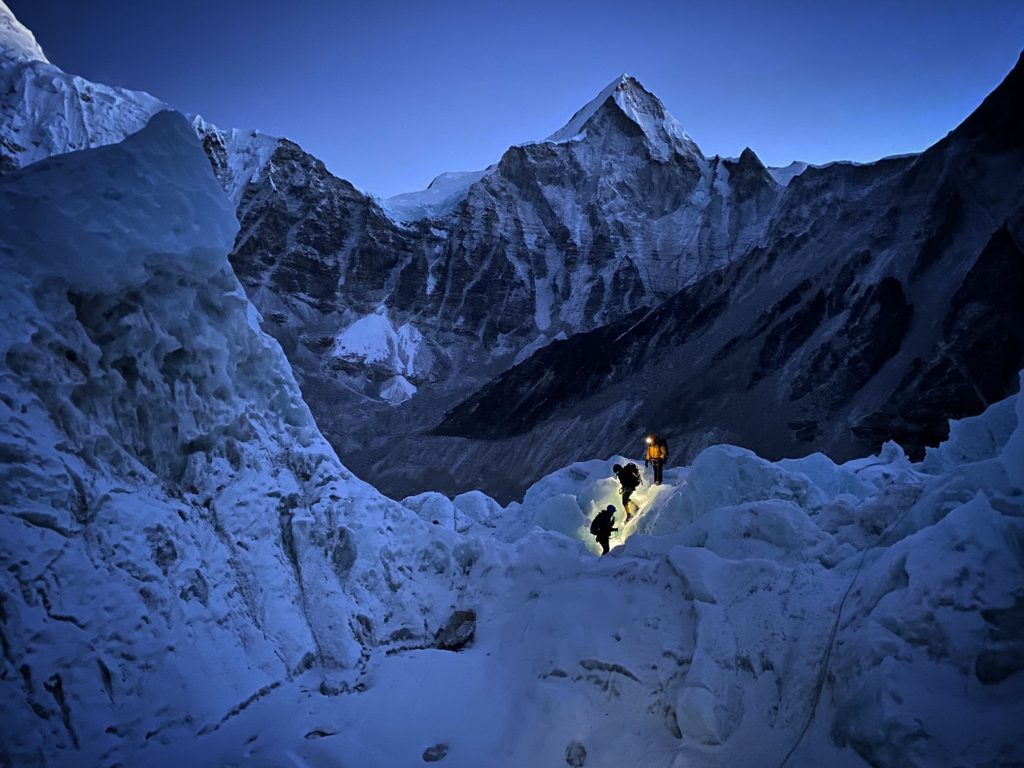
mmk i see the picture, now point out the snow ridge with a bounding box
[382,167,494,222]
[0,0,47,64]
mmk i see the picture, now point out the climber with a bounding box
[590,504,618,556]
[645,433,669,485]
[612,462,643,521]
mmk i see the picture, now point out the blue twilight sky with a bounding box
[9,0,1024,197]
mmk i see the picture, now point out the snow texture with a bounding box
[545,73,701,161]
[382,167,493,222]
[0,112,472,766]
[0,19,1021,768]
[331,308,433,381]
[0,0,46,64]
[766,160,809,186]
[0,13,280,212]
[130,383,1023,768]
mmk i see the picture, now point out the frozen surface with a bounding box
[190,114,282,206]
[0,113,470,767]
[767,160,809,186]
[0,0,46,63]
[380,374,416,405]
[131,383,1024,767]
[0,9,280,212]
[0,18,1021,768]
[382,167,493,222]
[331,309,433,380]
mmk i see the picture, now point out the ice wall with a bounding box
[0,112,469,766]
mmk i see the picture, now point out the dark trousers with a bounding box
[652,460,664,484]
[596,536,610,555]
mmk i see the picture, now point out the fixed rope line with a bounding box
[776,480,921,768]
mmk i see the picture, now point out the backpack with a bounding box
[625,462,642,487]
[590,517,601,536]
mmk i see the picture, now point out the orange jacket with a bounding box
[645,439,668,462]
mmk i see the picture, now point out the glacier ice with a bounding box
[0,111,474,766]
[1,107,1021,768]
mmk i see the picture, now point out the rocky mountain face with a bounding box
[437,53,1024,497]
[214,75,801,499]
[3,0,1020,503]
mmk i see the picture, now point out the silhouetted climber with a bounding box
[645,434,668,485]
[590,504,618,556]
[612,462,643,521]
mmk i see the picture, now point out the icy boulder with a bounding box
[831,490,1024,766]
[402,492,456,529]
[453,490,504,530]
[0,112,468,766]
[920,393,1017,473]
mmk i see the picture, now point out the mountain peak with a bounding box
[0,1,48,64]
[546,73,701,160]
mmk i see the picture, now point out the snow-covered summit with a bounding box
[382,166,493,222]
[0,0,47,64]
[190,114,282,206]
[546,73,702,160]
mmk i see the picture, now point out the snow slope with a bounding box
[382,167,493,222]
[331,308,433,382]
[0,3,279,204]
[0,0,45,64]
[545,74,701,161]
[405,392,1023,767]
